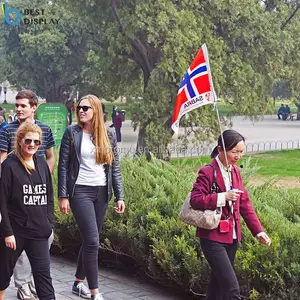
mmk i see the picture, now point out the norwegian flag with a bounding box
[171,44,216,134]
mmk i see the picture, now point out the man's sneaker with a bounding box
[91,293,105,300]
[72,281,91,299]
[17,284,36,300]
[28,280,37,297]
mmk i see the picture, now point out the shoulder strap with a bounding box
[208,164,232,218]
[206,164,219,193]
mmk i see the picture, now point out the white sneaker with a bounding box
[17,284,36,300]
[28,280,37,297]
[91,293,105,300]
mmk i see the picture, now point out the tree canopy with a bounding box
[1,0,88,102]
[65,0,300,155]
[1,0,300,153]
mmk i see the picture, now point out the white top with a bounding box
[215,155,237,239]
[76,132,106,186]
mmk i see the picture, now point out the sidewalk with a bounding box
[7,255,186,300]
[117,116,300,157]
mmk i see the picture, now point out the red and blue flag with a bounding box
[171,44,216,134]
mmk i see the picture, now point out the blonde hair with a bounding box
[76,95,113,165]
[13,122,42,174]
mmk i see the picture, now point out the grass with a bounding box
[102,102,129,121]
[245,150,300,177]
[171,149,300,178]
[102,102,298,119]
[0,102,130,122]
[1,101,297,121]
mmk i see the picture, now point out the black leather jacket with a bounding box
[58,125,124,201]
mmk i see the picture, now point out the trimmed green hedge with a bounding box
[53,156,300,299]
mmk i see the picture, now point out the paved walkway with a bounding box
[7,255,186,300]
[117,115,300,157]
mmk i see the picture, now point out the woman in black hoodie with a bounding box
[0,123,55,300]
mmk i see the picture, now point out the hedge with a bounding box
[52,156,300,299]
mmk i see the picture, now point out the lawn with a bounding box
[171,149,300,178]
[0,102,131,122]
[102,102,130,121]
[244,149,300,177]
[1,100,297,121]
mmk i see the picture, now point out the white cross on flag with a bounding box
[171,44,216,134]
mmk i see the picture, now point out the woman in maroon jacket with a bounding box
[190,129,271,300]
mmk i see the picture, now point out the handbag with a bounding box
[179,164,222,229]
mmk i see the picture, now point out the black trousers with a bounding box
[200,238,240,300]
[70,185,108,290]
[0,236,55,300]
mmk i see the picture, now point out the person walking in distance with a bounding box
[112,111,122,143]
[0,90,55,300]
[58,95,125,300]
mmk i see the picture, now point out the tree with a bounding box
[272,1,300,119]
[67,0,295,158]
[1,0,88,102]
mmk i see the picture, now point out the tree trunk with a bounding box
[296,103,300,120]
[136,124,151,160]
[46,86,68,103]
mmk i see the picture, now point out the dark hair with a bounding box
[15,90,38,107]
[210,129,245,158]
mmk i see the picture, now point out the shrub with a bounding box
[53,155,300,299]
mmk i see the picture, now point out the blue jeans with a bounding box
[70,185,108,290]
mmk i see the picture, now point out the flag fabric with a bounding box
[171,44,216,134]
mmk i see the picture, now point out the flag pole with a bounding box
[213,94,232,188]
[203,44,232,187]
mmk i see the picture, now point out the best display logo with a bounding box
[1,2,59,25]
[2,2,22,25]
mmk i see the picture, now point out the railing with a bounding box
[245,140,300,153]
[170,139,300,158]
[117,140,300,158]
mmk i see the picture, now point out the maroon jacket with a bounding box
[190,159,263,243]
[113,114,122,128]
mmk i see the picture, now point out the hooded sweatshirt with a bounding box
[0,153,53,240]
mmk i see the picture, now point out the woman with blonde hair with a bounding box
[0,123,55,300]
[58,95,125,300]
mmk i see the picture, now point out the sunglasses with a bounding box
[77,105,92,112]
[24,139,41,146]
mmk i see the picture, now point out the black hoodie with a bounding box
[0,153,53,240]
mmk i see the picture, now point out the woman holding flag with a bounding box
[190,129,271,299]
[171,43,271,298]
